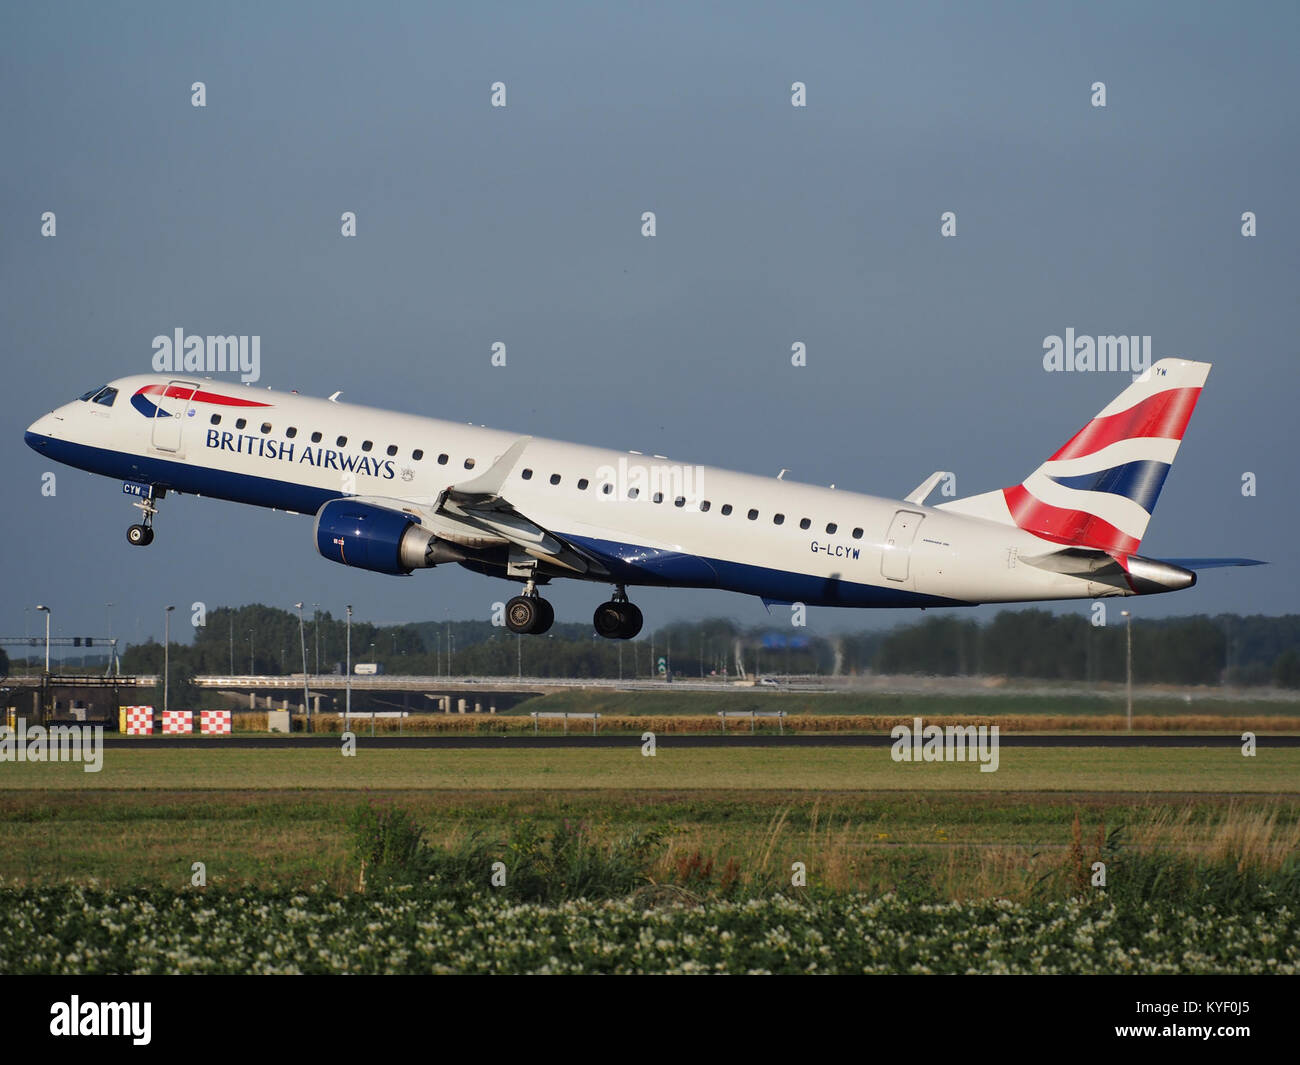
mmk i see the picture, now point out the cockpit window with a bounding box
[92,387,118,407]
[79,386,106,401]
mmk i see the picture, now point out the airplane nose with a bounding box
[25,413,56,450]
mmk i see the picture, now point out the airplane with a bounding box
[24,358,1261,637]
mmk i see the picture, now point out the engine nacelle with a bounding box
[314,500,465,575]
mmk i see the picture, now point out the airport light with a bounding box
[295,602,311,733]
[163,605,175,716]
[35,605,50,674]
[345,605,352,732]
[1121,609,1133,732]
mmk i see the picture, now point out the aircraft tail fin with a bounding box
[937,358,1210,555]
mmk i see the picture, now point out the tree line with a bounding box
[87,604,1300,689]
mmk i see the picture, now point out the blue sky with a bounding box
[3,1,1297,651]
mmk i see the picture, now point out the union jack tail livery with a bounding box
[1005,358,1208,555]
[938,359,1209,559]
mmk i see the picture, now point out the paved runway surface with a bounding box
[100,734,1300,749]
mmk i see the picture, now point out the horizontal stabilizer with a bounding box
[1162,557,1266,570]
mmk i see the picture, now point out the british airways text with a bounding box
[205,429,395,479]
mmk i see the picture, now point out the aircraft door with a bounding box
[881,509,924,582]
[149,381,199,454]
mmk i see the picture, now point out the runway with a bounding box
[99,733,1300,749]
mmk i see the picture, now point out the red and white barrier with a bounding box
[200,709,232,735]
[122,706,154,735]
[161,710,193,734]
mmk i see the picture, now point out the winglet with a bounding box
[444,436,532,503]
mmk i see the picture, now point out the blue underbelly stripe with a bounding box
[25,434,973,609]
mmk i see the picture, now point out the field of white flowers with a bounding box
[2,886,1295,974]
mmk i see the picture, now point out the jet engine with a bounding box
[314,499,465,575]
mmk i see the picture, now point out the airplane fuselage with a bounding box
[25,373,1174,613]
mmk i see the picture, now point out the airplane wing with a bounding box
[353,436,607,576]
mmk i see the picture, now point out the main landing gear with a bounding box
[505,575,555,635]
[593,586,642,640]
[126,487,165,547]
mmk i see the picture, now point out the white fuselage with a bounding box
[25,374,1140,609]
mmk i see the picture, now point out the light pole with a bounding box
[345,605,353,731]
[248,631,254,674]
[295,602,311,733]
[312,602,321,675]
[36,605,50,674]
[1121,609,1133,732]
[164,605,175,716]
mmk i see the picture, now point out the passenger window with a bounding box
[464,458,475,469]
[386,445,397,456]
[577,478,589,490]
[653,492,664,504]
[628,488,639,499]
[336,436,347,447]
[413,449,423,460]
[674,497,686,507]
[773,513,784,525]
[236,418,247,430]
[522,469,533,480]
[550,474,561,485]
[601,483,613,495]
[721,504,733,515]
[437,454,449,465]
[826,523,837,534]
[286,427,297,439]
[261,423,272,434]
[210,414,221,426]
[311,431,322,443]
[700,501,711,512]
[852,527,864,539]
[361,441,372,452]
[799,518,811,530]
[748,509,759,521]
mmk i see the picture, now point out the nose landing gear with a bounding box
[126,486,164,547]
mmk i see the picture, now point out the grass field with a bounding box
[2,745,1297,792]
[1,746,1297,893]
[5,741,1297,972]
